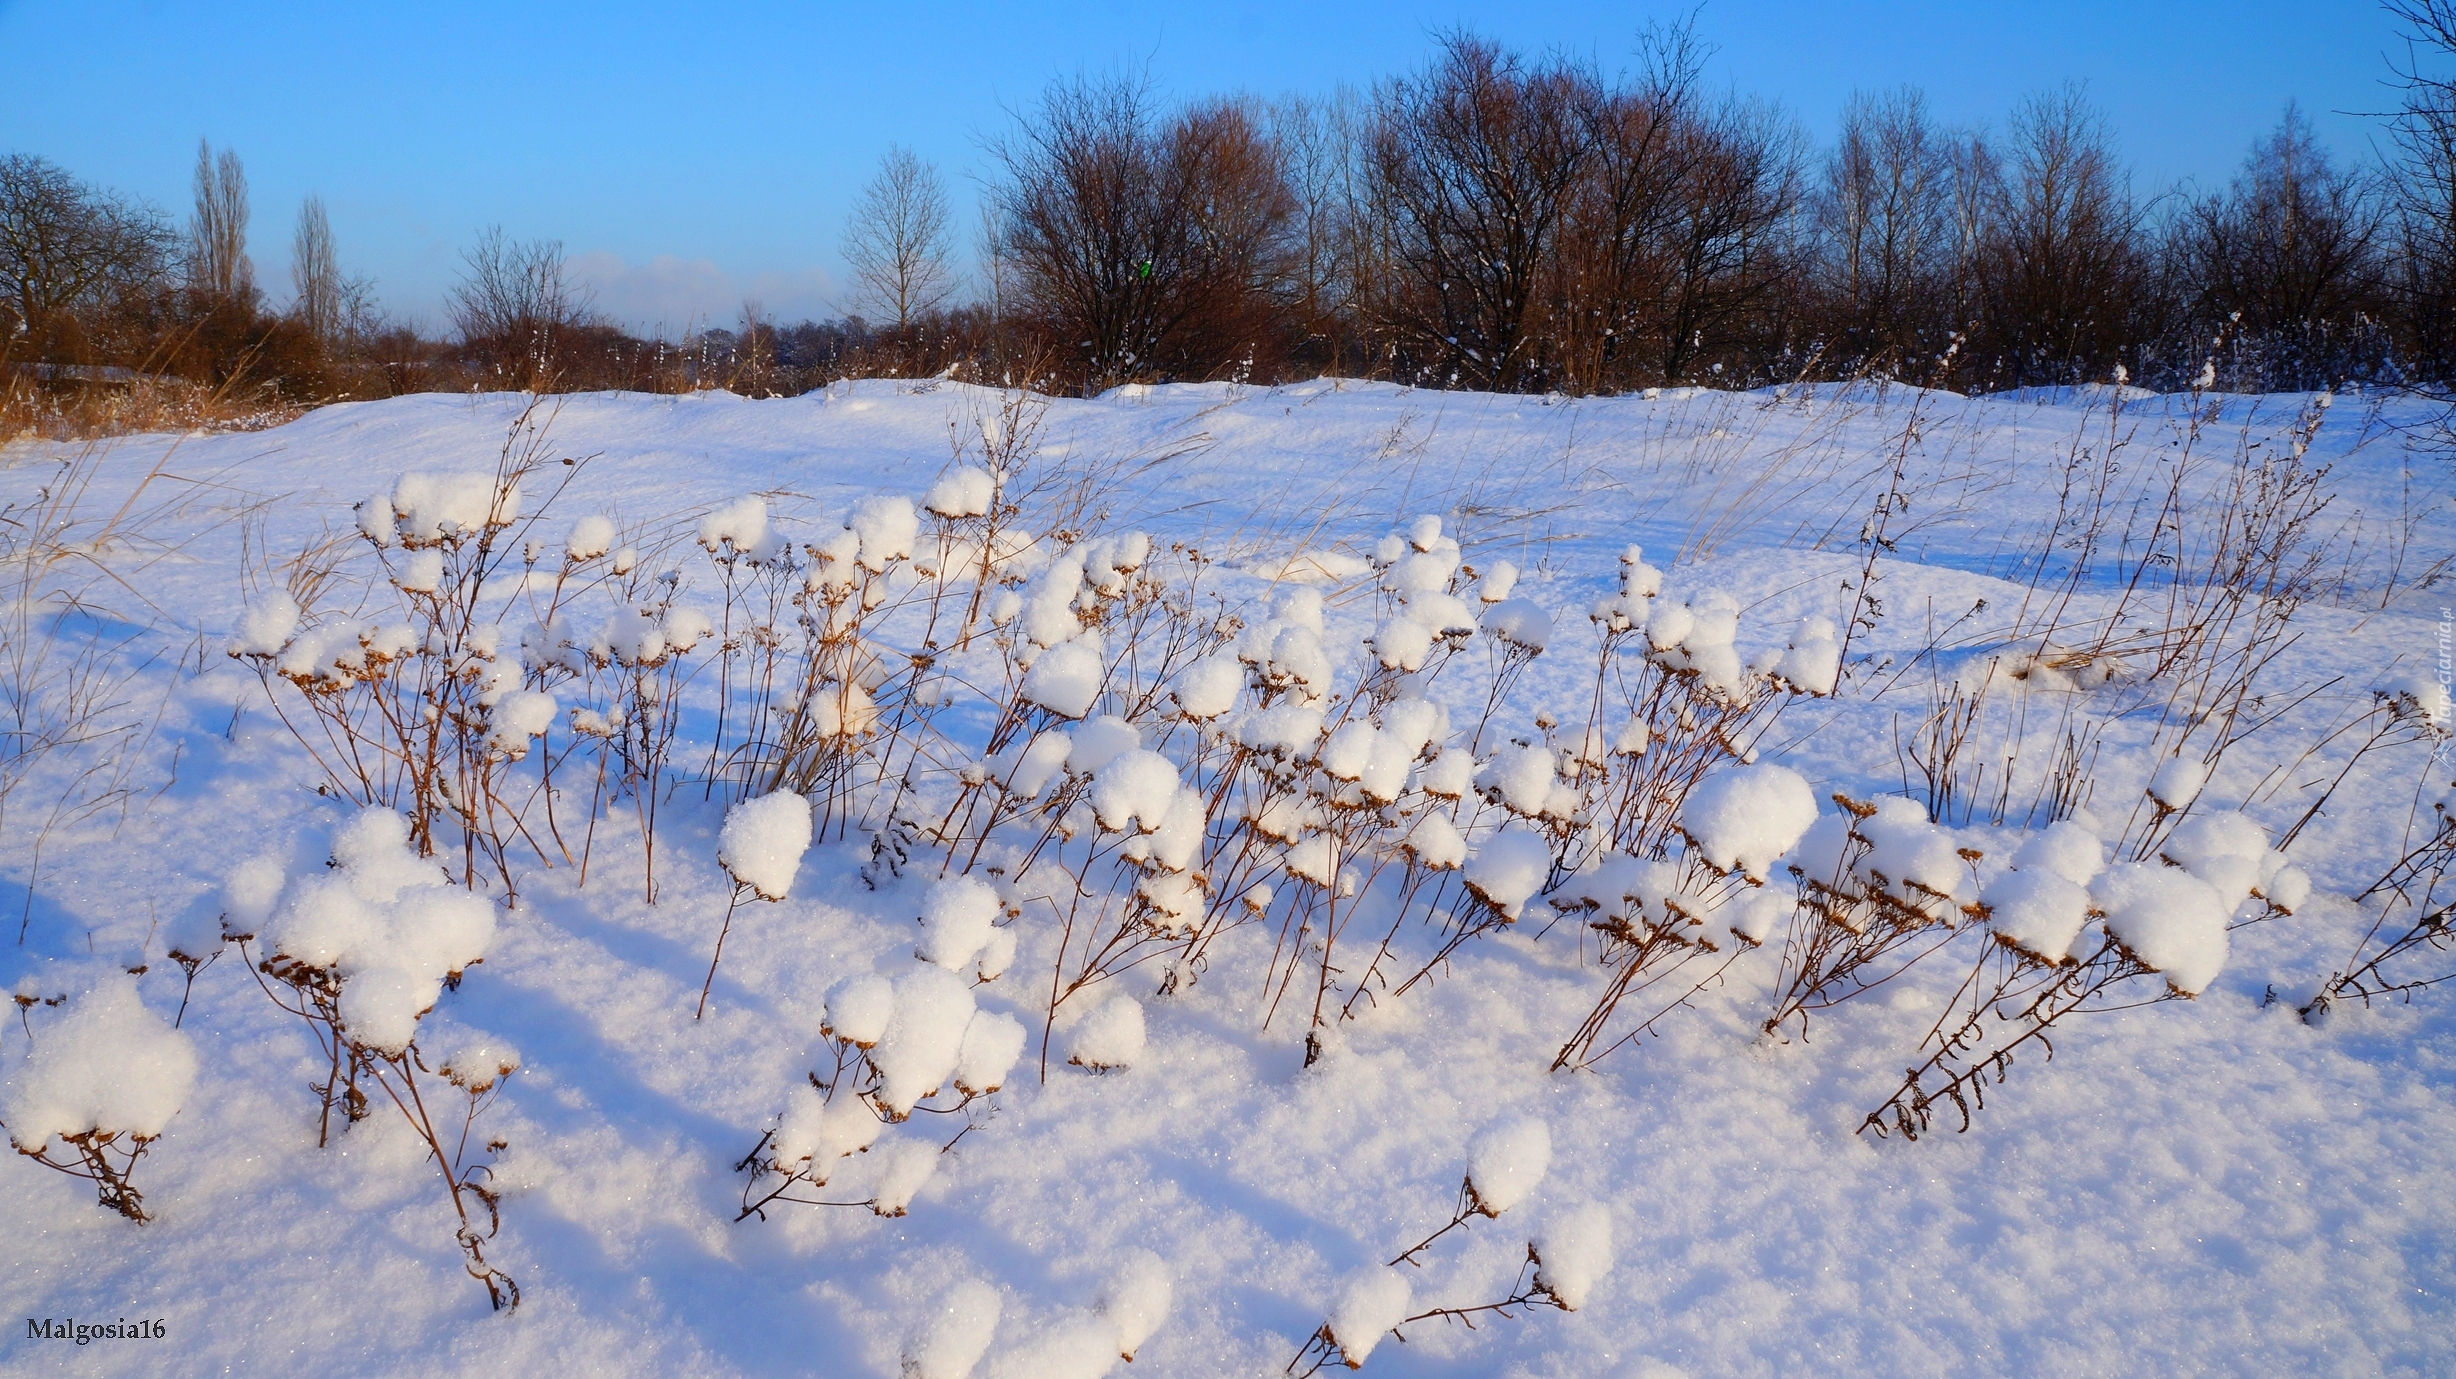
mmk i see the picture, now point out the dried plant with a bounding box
[9,1125,162,1222]
[233,396,591,898]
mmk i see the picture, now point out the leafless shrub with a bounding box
[2172,106,2391,391]
[241,935,523,1308]
[447,228,597,390]
[10,1123,161,1222]
[1807,386,2350,1137]
[1966,85,2153,385]
[2385,0,2456,379]
[1809,87,1964,371]
[232,397,591,896]
[286,195,372,355]
[1861,932,2163,1140]
[2300,693,2456,1017]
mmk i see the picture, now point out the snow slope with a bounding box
[3,377,2453,1377]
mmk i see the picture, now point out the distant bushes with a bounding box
[6,10,2454,432]
[953,16,2456,396]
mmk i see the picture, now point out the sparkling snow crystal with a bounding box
[1482,597,1552,651]
[1023,641,1106,719]
[1100,1250,1173,1360]
[918,876,1002,970]
[2148,757,2209,813]
[1476,744,1557,816]
[265,809,496,1053]
[1171,655,1246,719]
[385,471,519,543]
[1089,749,1180,833]
[873,966,977,1116]
[564,514,615,560]
[772,1084,884,1179]
[219,854,287,937]
[870,1138,941,1215]
[1982,867,2094,964]
[821,973,898,1048]
[228,592,302,657]
[696,494,771,556]
[2159,812,2274,912]
[484,689,557,760]
[1465,826,1554,919]
[923,467,996,520]
[2011,819,2105,887]
[954,1010,1027,1095]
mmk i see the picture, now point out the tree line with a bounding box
[6,10,2453,415]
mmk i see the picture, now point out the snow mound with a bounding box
[1682,764,1817,880]
[1468,1116,1552,1215]
[904,1279,1002,1379]
[1023,641,1105,719]
[954,1010,1027,1096]
[1982,867,2094,965]
[1464,826,1553,920]
[873,966,977,1116]
[718,792,813,900]
[1100,1250,1172,1360]
[1068,996,1146,1071]
[2093,863,2230,995]
[1327,1271,1412,1366]
[918,876,1002,971]
[822,974,896,1048]
[2,977,197,1151]
[264,809,496,1053]
[1534,1201,1616,1310]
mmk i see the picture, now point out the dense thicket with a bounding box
[5,10,2453,423]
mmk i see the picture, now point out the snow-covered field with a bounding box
[4,378,2454,1377]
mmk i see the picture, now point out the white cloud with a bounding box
[567,250,839,334]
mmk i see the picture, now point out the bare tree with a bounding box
[292,195,341,346]
[842,147,955,331]
[1642,95,1807,384]
[0,154,171,363]
[1271,90,1368,372]
[188,140,253,303]
[987,73,1298,390]
[1815,87,1955,368]
[974,202,1009,319]
[1972,85,2150,384]
[1366,35,1603,391]
[1552,25,1704,391]
[2386,0,2456,378]
[1941,128,2000,332]
[734,298,776,392]
[2171,104,2387,387]
[447,227,593,386]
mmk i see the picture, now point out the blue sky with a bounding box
[0,0,2410,333]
